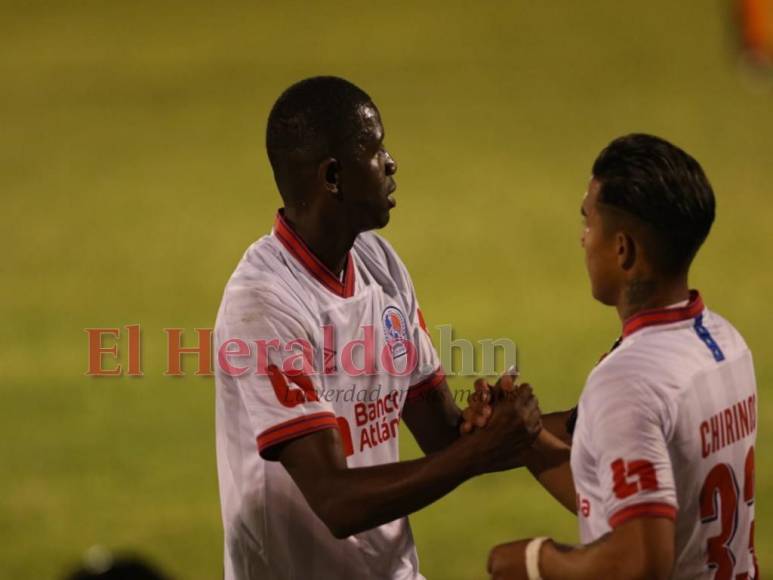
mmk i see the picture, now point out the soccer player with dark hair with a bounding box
[214,76,542,580]
[482,134,758,579]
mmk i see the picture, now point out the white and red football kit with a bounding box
[571,291,759,579]
[214,212,443,580]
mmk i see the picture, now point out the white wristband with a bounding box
[525,537,549,580]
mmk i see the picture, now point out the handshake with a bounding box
[455,369,544,475]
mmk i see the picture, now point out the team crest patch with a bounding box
[382,306,409,359]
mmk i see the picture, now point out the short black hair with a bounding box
[592,133,716,275]
[266,76,374,195]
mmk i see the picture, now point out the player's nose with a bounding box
[385,151,397,176]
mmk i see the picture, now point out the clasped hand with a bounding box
[457,370,543,473]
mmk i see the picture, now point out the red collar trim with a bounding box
[273,212,356,299]
[622,290,704,338]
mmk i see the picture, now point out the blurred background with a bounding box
[2,0,771,578]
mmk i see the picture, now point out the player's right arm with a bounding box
[279,381,541,538]
[487,373,679,580]
[540,408,576,446]
[462,378,577,513]
[523,428,575,513]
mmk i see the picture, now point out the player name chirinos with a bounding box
[699,394,757,458]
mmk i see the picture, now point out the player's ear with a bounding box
[319,158,340,196]
[616,231,636,270]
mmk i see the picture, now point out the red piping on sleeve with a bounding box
[405,368,446,402]
[257,412,338,458]
[608,502,677,528]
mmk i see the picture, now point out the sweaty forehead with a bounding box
[584,178,602,212]
[355,103,383,143]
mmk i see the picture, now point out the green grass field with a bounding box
[2,1,771,578]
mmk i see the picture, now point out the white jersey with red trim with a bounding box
[571,291,759,579]
[214,212,443,580]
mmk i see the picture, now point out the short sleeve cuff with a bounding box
[257,412,338,460]
[608,502,677,528]
[406,367,445,402]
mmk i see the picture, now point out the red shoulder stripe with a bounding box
[406,367,446,402]
[257,412,338,459]
[608,502,677,528]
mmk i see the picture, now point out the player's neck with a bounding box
[616,276,690,322]
[282,206,357,276]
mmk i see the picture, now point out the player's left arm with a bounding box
[402,378,462,454]
[487,515,674,580]
[380,238,471,454]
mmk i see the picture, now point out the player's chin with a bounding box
[369,201,393,229]
[373,208,391,229]
[358,208,391,233]
[590,282,616,306]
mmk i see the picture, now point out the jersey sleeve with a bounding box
[405,304,445,401]
[216,284,337,461]
[357,233,445,400]
[394,260,444,401]
[584,373,678,528]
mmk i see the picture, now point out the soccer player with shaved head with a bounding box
[483,134,758,579]
[214,76,543,580]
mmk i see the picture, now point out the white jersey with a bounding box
[571,292,759,579]
[214,212,443,580]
